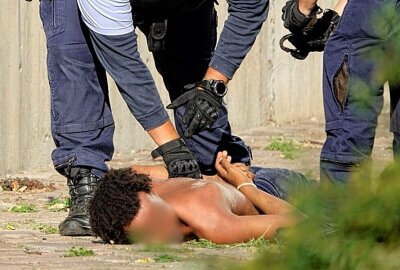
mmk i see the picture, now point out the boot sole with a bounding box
[60,228,93,237]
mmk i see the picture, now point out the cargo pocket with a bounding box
[333,53,350,112]
[39,0,66,40]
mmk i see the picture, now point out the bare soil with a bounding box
[0,116,394,270]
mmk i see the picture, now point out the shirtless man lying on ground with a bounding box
[89,151,315,244]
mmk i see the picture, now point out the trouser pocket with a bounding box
[39,0,66,40]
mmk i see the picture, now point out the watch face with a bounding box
[214,82,227,95]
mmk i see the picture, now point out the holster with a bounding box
[147,19,168,52]
[131,0,212,52]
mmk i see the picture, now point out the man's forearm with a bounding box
[203,67,230,84]
[209,0,269,80]
[298,0,318,15]
[239,185,299,216]
[204,214,300,244]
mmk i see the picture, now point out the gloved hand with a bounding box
[303,9,340,50]
[166,80,224,138]
[151,138,202,179]
[281,0,321,34]
[280,9,340,60]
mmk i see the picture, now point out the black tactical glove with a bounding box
[281,0,321,34]
[280,9,340,60]
[166,80,225,138]
[151,138,202,179]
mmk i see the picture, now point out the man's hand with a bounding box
[167,81,224,138]
[151,139,202,179]
[282,0,321,34]
[215,151,254,187]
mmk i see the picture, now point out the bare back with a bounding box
[152,178,259,236]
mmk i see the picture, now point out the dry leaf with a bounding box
[6,224,15,230]
[11,181,20,192]
[135,257,155,263]
[48,203,67,211]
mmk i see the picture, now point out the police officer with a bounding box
[282,0,400,184]
[39,0,268,236]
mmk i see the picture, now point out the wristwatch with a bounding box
[209,80,228,98]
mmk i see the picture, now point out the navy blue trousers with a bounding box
[251,167,316,201]
[39,0,251,177]
[320,0,400,184]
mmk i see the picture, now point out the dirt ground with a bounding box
[0,116,394,270]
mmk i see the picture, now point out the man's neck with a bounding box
[178,220,197,241]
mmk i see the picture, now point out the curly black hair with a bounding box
[89,168,152,244]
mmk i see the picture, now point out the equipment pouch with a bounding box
[147,19,168,52]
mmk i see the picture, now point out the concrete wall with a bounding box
[0,0,336,176]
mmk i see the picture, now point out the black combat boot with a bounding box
[59,167,100,236]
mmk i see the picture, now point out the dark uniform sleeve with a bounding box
[209,0,270,79]
[88,30,170,131]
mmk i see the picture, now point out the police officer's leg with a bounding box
[137,0,251,174]
[320,37,385,184]
[320,0,399,184]
[320,8,391,184]
[390,83,400,163]
[40,0,114,235]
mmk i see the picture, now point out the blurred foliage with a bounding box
[370,4,400,86]
[232,163,400,270]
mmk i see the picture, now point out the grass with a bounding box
[187,239,228,249]
[153,254,180,263]
[10,203,37,213]
[64,247,95,257]
[32,223,59,234]
[138,244,193,264]
[140,244,192,253]
[46,197,71,212]
[186,238,273,252]
[265,137,299,159]
[230,237,274,252]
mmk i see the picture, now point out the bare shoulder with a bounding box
[164,180,227,208]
